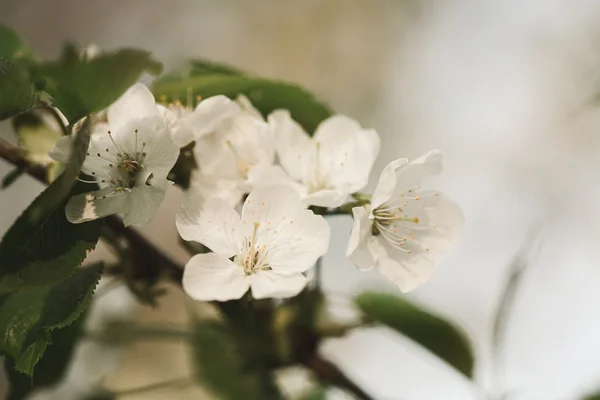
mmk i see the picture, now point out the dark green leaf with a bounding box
[0,263,103,375]
[0,59,41,120]
[13,108,64,165]
[299,386,327,400]
[584,393,600,400]
[36,48,163,121]
[0,25,32,61]
[189,59,244,77]
[27,116,91,222]
[5,309,89,400]
[191,320,281,400]
[0,181,101,292]
[153,74,332,134]
[355,292,475,378]
[2,167,25,189]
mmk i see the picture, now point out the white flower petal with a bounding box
[389,191,464,253]
[313,115,380,194]
[49,135,73,164]
[246,163,304,194]
[346,207,377,271]
[241,185,330,274]
[66,188,129,224]
[267,207,330,274]
[189,171,244,207]
[236,94,263,119]
[122,184,167,227]
[183,253,249,301]
[188,95,241,140]
[113,116,179,181]
[176,194,242,258]
[107,83,158,130]
[241,185,305,228]
[302,189,347,208]
[372,238,438,292]
[156,104,194,148]
[370,158,408,209]
[250,271,307,299]
[372,151,443,209]
[270,110,312,181]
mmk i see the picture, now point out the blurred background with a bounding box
[3,0,600,399]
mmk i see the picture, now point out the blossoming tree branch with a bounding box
[0,25,473,400]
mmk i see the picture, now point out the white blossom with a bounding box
[265,110,380,208]
[177,185,330,301]
[346,150,464,292]
[63,83,179,226]
[156,94,240,148]
[187,95,274,205]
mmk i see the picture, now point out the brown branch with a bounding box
[0,139,47,182]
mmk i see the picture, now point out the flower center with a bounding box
[85,129,148,190]
[236,222,271,275]
[372,189,423,254]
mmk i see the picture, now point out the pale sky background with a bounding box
[2,1,600,399]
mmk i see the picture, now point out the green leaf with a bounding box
[584,393,600,400]
[153,74,332,134]
[299,386,327,400]
[0,59,41,120]
[0,181,101,292]
[27,116,91,222]
[188,59,244,77]
[13,108,64,165]
[355,292,474,378]
[36,48,163,122]
[191,320,281,400]
[2,167,25,189]
[0,25,32,61]
[5,309,89,400]
[0,263,103,375]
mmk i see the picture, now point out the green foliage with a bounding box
[153,59,332,134]
[13,108,64,165]
[0,263,103,375]
[355,292,475,378]
[34,47,163,122]
[0,25,33,61]
[0,59,42,120]
[584,393,600,400]
[191,319,281,400]
[299,386,328,400]
[5,309,89,400]
[0,181,101,292]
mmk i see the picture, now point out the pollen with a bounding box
[413,217,420,224]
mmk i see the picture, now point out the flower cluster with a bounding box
[56,83,464,300]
